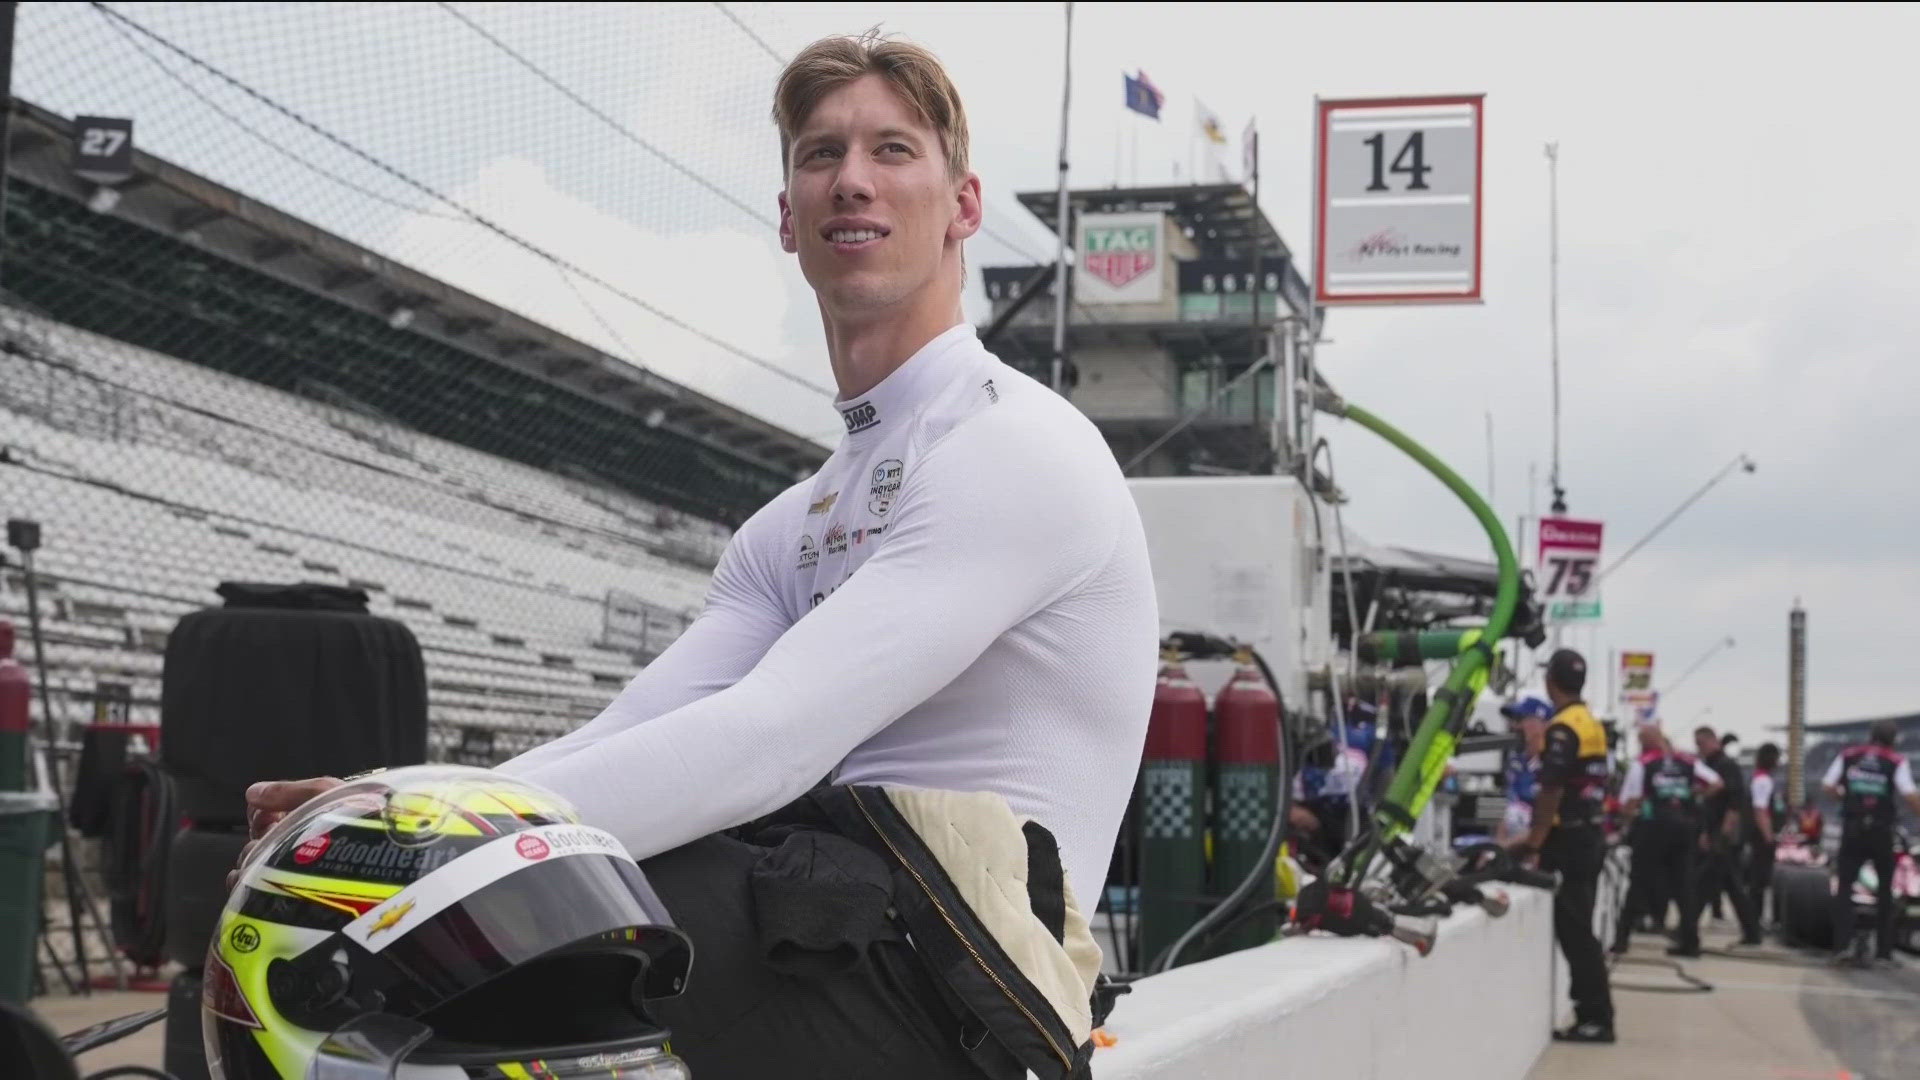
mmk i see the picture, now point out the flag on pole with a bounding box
[1123,71,1163,120]
[1242,118,1258,185]
[1195,99,1228,144]
[1193,98,1228,181]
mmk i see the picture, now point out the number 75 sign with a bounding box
[1537,517,1604,623]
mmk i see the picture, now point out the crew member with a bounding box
[1795,803,1826,858]
[1614,725,1722,956]
[1496,697,1551,846]
[1747,742,1786,926]
[1822,719,1920,965]
[1508,649,1614,1044]
[1694,726,1763,946]
[1291,704,1374,865]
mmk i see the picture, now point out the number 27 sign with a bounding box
[1537,517,1603,623]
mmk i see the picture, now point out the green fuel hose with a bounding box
[1313,389,1521,889]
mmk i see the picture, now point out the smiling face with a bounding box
[778,73,980,321]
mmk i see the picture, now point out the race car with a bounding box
[1772,826,1920,956]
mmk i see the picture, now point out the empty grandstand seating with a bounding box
[0,304,729,765]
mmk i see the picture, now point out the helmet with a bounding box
[204,764,692,1079]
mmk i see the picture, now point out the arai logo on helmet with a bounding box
[516,834,552,861]
[293,833,332,865]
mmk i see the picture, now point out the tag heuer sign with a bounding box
[1075,211,1165,305]
[1085,225,1153,287]
[72,116,136,186]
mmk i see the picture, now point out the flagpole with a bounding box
[1050,1,1073,395]
[1188,97,1196,186]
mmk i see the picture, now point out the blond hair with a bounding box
[772,30,970,180]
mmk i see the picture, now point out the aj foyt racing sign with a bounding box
[1537,516,1603,623]
[1314,95,1483,305]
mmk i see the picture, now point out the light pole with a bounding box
[1598,452,1756,584]
[1665,635,1736,699]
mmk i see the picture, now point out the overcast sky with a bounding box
[18,2,1919,744]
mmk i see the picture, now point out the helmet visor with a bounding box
[340,827,689,1019]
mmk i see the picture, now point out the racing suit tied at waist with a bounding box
[731,784,1106,1080]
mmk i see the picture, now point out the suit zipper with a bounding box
[849,787,1072,1072]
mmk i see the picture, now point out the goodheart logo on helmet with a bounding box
[287,833,464,883]
[840,401,879,433]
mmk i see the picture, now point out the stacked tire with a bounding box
[159,582,426,1078]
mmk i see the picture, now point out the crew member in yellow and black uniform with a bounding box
[1508,648,1615,1044]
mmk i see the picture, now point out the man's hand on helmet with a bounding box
[227,776,345,890]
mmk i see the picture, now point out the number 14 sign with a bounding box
[1537,517,1604,623]
[1314,94,1484,306]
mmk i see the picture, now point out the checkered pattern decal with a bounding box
[1142,762,1198,839]
[1217,765,1276,842]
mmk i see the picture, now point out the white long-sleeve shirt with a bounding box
[498,324,1160,905]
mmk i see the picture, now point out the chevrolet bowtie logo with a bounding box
[809,491,838,515]
[367,899,416,937]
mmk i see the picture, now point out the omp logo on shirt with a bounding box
[841,401,879,433]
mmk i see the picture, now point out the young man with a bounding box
[1507,649,1615,1044]
[1613,724,1722,956]
[1694,725,1764,945]
[1823,719,1920,965]
[1747,742,1786,926]
[238,31,1158,1079]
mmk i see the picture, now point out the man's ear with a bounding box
[948,172,983,242]
[778,190,797,253]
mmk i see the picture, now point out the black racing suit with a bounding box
[1538,702,1613,1028]
[1618,751,1706,953]
[1831,745,1906,958]
[1699,750,1762,942]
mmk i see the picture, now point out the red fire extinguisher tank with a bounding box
[1137,648,1209,966]
[1,620,33,790]
[1210,648,1281,953]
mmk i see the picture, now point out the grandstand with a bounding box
[1,98,830,766]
